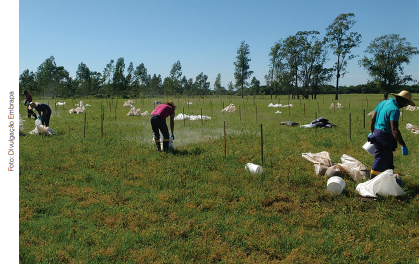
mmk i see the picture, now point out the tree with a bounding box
[234,41,253,98]
[194,72,210,96]
[36,56,57,97]
[102,59,115,96]
[113,57,126,96]
[126,62,134,97]
[268,41,282,99]
[19,69,37,94]
[76,62,91,95]
[250,77,260,98]
[214,73,223,96]
[359,34,419,99]
[133,63,148,97]
[170,60,182,95]
[325,13,362,100]
[227,81,235,95]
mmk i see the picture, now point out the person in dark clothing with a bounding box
[368,90,415,185]
[28,102,52,127]
[150,102,176,151]
[22,90,37,119]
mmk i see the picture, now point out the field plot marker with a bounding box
[349,113,351,140]
[260,124,263,165]
[84,113,86,137]
[363,109,365,129]
[224,121,226,158]
[239,106,241,121]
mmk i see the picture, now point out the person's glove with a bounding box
[171,134,175,140]
[401,146,409,156]
[38,115,43,120]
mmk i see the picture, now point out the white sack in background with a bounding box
[356,169,405,197]
[56,102,66,105]
[174,113,211,120]
[268,103,293,107]
[222,103,236,112]
[406,105,419,111]
[406,123,419,134]
[127,107,149,116]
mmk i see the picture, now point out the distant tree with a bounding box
[170,60,182,94]
[36,56,57,97]
[359,34,419,99]
[133,63,148,97]
[102,59,115,96]
[113,57,126,96]
[214,73,223,96]
[76,62,91,95]
[268,41,282,98]
[250,77,260,98]
[325,13,362,100]
[126,62,134,97]
[234,41,253,98]
[227,81,235,95]
[150,74,162,96]
[181,76,194,96]
[19,69,37,95]
[194,72,210,96]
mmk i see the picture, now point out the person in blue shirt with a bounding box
[368,90,415,185]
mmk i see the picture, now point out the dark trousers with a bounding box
[368,129,397,173]
[41,114,51,127]
[150,115,169,151]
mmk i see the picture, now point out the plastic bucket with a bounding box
[327,176,346,194]
[362,141,375,156]
[245,163,263,174]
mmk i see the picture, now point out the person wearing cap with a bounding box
[150,102,176,152]
[28,102,52,127]
[368,90,415,185]
[22,90,37,119]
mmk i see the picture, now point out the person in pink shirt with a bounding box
[150,102,176,151]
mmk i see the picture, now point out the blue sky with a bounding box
[18,0,419,88]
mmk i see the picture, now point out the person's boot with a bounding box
[394,174,404,187]
[163,139,169,152]
[369,173,377,180]
[155,140,161,151]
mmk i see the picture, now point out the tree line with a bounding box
[19,13,418,100]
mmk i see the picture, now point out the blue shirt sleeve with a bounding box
[389,108,400,122]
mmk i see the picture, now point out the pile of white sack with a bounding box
[56,102,66,105]
[222,103,236,112]
[330,103,345,109]
[268,103,293,107]
[184,102,193,105]
[406,105,419,111]
[174,113,211,120]
[302,151,406,197]
[406,123,419,134]
[127,107,149,116]
[123,100,135,107]
[69,101,85,114]
[29,119,54,136]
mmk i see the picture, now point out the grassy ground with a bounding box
[19,94,419,263]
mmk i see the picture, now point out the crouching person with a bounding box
[150,102,176,152]
[28,102,52,127]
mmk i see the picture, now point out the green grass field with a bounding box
[19,94,419,263]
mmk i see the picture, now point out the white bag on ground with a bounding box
[302,151,333,175]
[406,123,419,134]
[356,169,405,197]
[19,114,25,133]
[337,154,369,182]
[29,119,54,136]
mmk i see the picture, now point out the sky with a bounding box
[18,0,419,89]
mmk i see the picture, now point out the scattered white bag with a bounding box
[356,169,405,197]
[222,104,236,112]
[302,151,333,175]
[174,113,211,120]
[406,123,419,134]
[337,154,369,182]
[244,163,263,174]
[19,114,25,134]
[29,119,54,136]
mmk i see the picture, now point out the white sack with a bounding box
[356,169,405,197]
[29,119,53,136]
[302,151,333,175]
[337,154,369,182]
[174,113,211,120]
[19,114,25,133]
[222,103,236,112]
[406,123,419,134]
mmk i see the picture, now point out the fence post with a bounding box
[349,113,351,140]
[260,124,263,165]
[224,121,226,158]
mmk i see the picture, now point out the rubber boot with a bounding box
[162,139,169,152]
[155,140,161,151]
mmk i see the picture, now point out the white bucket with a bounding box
[327,176,346,194]
[244,163,263,174]
[362,141,375,156]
